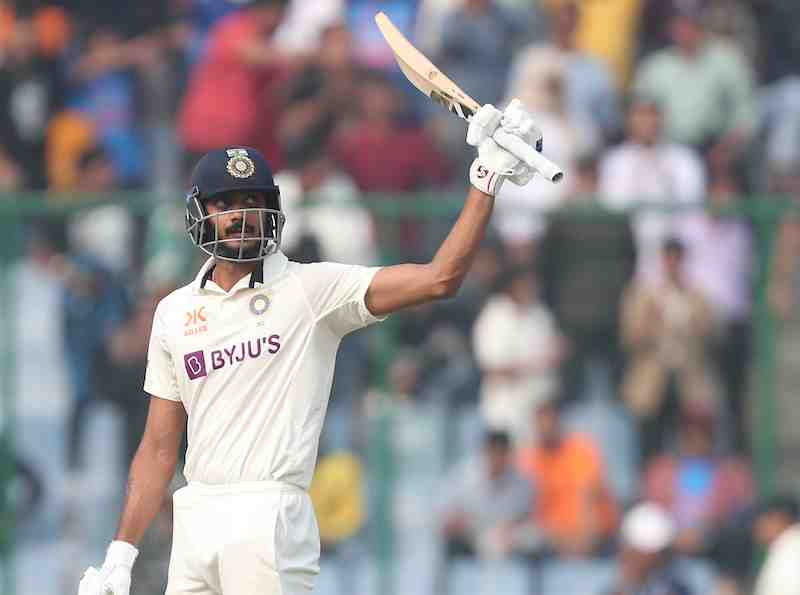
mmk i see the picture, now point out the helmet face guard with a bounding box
[185,186,286,263]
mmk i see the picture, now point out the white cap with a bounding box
[621,503,676,553]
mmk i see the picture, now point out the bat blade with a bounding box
[375,12,479,121]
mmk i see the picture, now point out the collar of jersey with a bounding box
[192,251,289,295]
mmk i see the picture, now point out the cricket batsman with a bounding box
[79,99,547,594]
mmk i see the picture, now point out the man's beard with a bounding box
[216,238,263,259]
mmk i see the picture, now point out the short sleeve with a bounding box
[143,304,180,401]
[299,262,387,337]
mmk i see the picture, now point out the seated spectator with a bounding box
[498,63,599,258]
[438,0,533,107]
[275,122,377,265]
[66,24,159,187]
[441,431,533,559]
[517,395,618,556]
[472,265,565,444]
[65,146,136,275]
[331,72,451,193]
[0,13,67,189]
[331,72,451,259]
[643,399,755,561]
[753,495,800,595]
[507,0,620,140]
[278,23,363,146]
[606,503,691,595]
[540,0,643,88]
[539,154,636,403]
[620,237,719,458]
[178,0,293,171]
[599,94,706,280]
[675,177,754,452]
[274,0,343,53]
[632,0,756,156]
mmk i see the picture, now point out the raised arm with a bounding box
[366,100,548,316]
[365,186,495,315]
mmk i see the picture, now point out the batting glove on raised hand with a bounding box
[467,99,544,196]
[78,541,138,595]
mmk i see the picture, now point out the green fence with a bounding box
[0,192,796,594]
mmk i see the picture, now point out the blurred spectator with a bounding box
[178,0,292,171]
[472,265,565,444]
[539,154,636,404]
[331,72,450,258]
[309,451,366,551]
[60,252,130,473]
[0,146,21,190]
[759,76,800,186]
[642,398,755,563]
[65,146,136,274]
[517,396,618,556]
[607,502,691,595]
[540,0,644,88]
[66,24,160,187]
[347,0,419,71]
[675,178,754,452]
[599,94,706,280]
[107,288,169,467]
[0,13,67,189]
[332,72,450,193]
[276,122,377,265]
[507,0,620,141]
[620,238,719,458]
[278,23,363,151]
[274,0,343,53]
[496,66,598,258]
[438,0,532,107]
[753,495,800,595]
[441,430,533,559]
[632,0,756,156]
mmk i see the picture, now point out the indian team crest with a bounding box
[226,148,255,179]
[249,293,270,315]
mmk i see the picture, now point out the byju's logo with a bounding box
[184,351,207,380]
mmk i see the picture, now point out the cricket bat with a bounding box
[375,12,564,184]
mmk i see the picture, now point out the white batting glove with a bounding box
[78,541,138,595]
[467,101,543,196]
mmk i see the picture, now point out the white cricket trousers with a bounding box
[165,480,320,595]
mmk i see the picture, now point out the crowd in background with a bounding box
[4,0,800,593]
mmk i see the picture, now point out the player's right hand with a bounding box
[78,541,138,595]
[467,102,542,196]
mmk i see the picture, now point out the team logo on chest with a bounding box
[249,293,270,316]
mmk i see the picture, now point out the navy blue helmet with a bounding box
[185,147,285,262]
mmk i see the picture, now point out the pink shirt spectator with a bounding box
[676,213,753,322]
[178,12,285,167]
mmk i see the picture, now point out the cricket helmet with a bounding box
[185,147,285,262]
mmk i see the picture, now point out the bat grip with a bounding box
[493,130,564,184]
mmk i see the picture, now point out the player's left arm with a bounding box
[366,100,542,317]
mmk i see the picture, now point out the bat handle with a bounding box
[493,130,564,184]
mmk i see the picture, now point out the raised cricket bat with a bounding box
[375,12,564,184]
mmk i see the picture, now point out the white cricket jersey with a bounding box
[143,252,385,489]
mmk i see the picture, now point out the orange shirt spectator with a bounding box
[517,398,618,555]
[178,5,289,168]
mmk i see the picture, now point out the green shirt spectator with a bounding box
[633,0,756,151]
[634,39,756,149]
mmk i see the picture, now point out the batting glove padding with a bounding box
[467,101,544,196]
[78,541,138,595]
